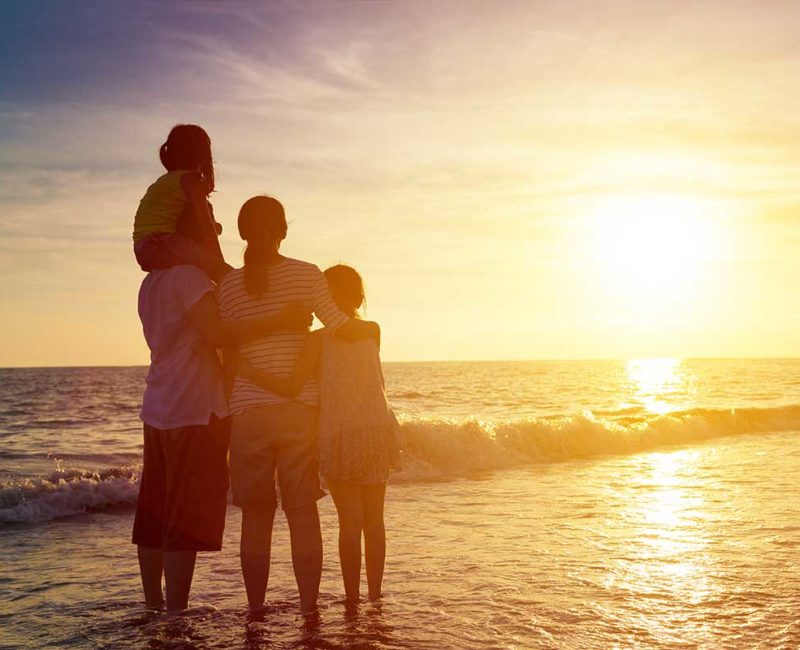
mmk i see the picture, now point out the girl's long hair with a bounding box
[238,196,288,297]
[159,124,215,194]
[324,265,365,317]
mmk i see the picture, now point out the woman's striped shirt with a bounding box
[215,257,349,415]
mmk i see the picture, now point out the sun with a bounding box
[588,194,719,315]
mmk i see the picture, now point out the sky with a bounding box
[2,0,800,366]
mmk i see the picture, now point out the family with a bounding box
[132,124,400,615]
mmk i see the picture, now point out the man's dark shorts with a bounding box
[132,416,230,552]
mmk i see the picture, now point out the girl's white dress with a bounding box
[317,332,400,484]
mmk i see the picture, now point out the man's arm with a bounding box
[221,347,238,398]
[187,293,311,348]
[335,320,380,347]
[181,173,218,244]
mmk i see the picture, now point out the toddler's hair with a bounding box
[324,265,365,315]
[159,124,215,193]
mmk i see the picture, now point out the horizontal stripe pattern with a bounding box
[216,257,350,415]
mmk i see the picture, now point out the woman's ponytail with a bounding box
[243,237,271,297]
[238,196,288,298]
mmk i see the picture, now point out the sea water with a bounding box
[1,360,798,648]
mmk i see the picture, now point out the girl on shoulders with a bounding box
[132,124,232,282]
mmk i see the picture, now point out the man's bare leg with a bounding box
[137,546,164,610]
[163,550,197,612]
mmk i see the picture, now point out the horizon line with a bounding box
[3,356,800,370]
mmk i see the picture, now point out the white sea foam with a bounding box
[0,468,140,524]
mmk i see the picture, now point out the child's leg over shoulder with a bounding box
[134,232,184,271]
[135,232,232,280]
[161,234,232,281]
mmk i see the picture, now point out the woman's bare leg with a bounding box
[362,483,387,601]
[285,502,324,614]
[240,507,276,611]
[328,479,365,603]
[163,550,197,612]
[137,546,164,610]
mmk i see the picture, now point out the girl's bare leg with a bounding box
[362,483,387,601]
[328,479,364,603]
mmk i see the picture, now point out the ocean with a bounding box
[1,359,799,649]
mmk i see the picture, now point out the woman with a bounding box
[215,196,377,615]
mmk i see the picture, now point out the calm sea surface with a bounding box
[1,360,799,648]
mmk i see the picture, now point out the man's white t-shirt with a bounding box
[138,265,229,429]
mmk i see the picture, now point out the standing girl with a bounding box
[239,264,400,603]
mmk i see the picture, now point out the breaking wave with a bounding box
[392,404,800,481]
[0,467,139,525]
[3,404,799,523]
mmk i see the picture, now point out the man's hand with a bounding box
[335,320,381,347]
[273,303,313,331]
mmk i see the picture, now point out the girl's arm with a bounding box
[237,331,324,398]
[181,173,218,244]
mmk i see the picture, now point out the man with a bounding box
[133,262,310,612]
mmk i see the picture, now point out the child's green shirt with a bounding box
[132,170,190,242]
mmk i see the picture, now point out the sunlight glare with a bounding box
[588,194,719,313]
[626,357,684,414]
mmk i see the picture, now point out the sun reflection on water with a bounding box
[613,448,721,615]
[625,358,686,415]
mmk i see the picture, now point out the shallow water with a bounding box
[3,431,799,648]
[2,361,800,648]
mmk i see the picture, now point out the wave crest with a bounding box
[392,404,800,481]
[0,468,139,524]
[3,404,799,523]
